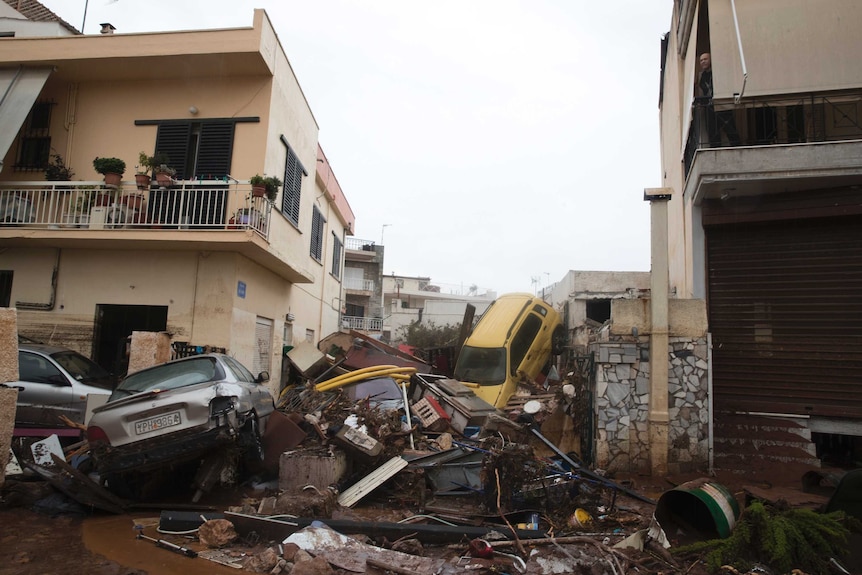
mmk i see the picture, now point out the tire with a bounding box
[551,325,567,356]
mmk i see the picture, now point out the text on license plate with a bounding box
[135,412,182,435]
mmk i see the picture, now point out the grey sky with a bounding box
[40,0,672,296]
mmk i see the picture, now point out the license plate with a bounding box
[135,412,181,435]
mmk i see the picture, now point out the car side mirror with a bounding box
[256,371,270,384]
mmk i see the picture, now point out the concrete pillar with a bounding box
[127,331,172,375]
[644,188,674,476]
[0,308,19,488]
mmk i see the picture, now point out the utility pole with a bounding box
[380,224,391,245]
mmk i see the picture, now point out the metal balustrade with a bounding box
[344,277,375,291]
[345,237,378,251]
[0,180,273,238]
[340,315,383,331]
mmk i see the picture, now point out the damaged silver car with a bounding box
[86,353,275,499]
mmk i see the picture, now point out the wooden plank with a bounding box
[336,456,408,508]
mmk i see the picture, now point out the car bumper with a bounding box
[90,425,236,475]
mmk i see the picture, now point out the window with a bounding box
[280,136,308,226]
[310,206,325,262]
[331,233,343,279]
[153,121,236,180]
[16,101,52,170]
[586,299,611,323]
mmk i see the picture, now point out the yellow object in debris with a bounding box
[314,365,418,392]
[569,508,593,528]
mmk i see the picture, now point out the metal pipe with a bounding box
[730,0,748,103]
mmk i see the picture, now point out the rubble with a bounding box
[3,344,860,575]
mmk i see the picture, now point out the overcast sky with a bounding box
[40,0,672,297]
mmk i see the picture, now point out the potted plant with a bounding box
[263,176,282,202]
[134,152,152,189]
[93,157,126,186]
[44,153,74,182]
[139,151,176,187]
[249,174,267,198]
[250,175,282,201]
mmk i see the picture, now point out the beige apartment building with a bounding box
[659,0,862,459]
[0,5,355,395]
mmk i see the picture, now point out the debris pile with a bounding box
[4,333,860,574]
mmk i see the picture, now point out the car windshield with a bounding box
[50,350,114,389]
[453,346,507,385]
[111,356,219,399]
[345,377,404,402]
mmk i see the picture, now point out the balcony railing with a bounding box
[684,91,862,177]
[341,315,383,331]
[0,180,273,238]
[344,277,375,292]
[345,237,378,251]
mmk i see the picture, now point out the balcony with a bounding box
[344,277,375,293]
[0,180,314,283]
[341,315,383,332]
[0,180,273,234]
[683,91,862,204]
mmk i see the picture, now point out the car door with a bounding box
[15,350,80,428]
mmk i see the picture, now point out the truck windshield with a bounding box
[453,346,507,385]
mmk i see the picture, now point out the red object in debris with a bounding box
[469,538,494,558]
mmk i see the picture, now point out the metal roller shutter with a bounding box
[707,214,862,418]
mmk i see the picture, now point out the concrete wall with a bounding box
[548,270,651,350]
[591,298,710,474]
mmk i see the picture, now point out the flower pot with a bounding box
[103,172,122,187]
[252,185,266,198]
[94,192,113,207]
[155,172,173,187]
[135,173,151,190]
[122,194,144,210]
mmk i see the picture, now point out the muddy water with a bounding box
[82,514,242,574]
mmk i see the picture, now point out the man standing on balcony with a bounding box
[698,52,741,147]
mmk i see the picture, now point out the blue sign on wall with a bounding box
[237,281,246,298]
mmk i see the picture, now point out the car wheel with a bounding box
[552,325,567,356]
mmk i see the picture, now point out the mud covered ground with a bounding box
[0,463,838,575]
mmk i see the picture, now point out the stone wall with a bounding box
[591,335,709,475]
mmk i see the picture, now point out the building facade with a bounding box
[383,275,495,344]
[342,238,385,337]
[0,7,355,396]
[659,1,862,453]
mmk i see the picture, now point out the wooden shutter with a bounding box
[310,206,324,261]
[154,123,191,180]
[281,147,302,225]
[197,122,234,180]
